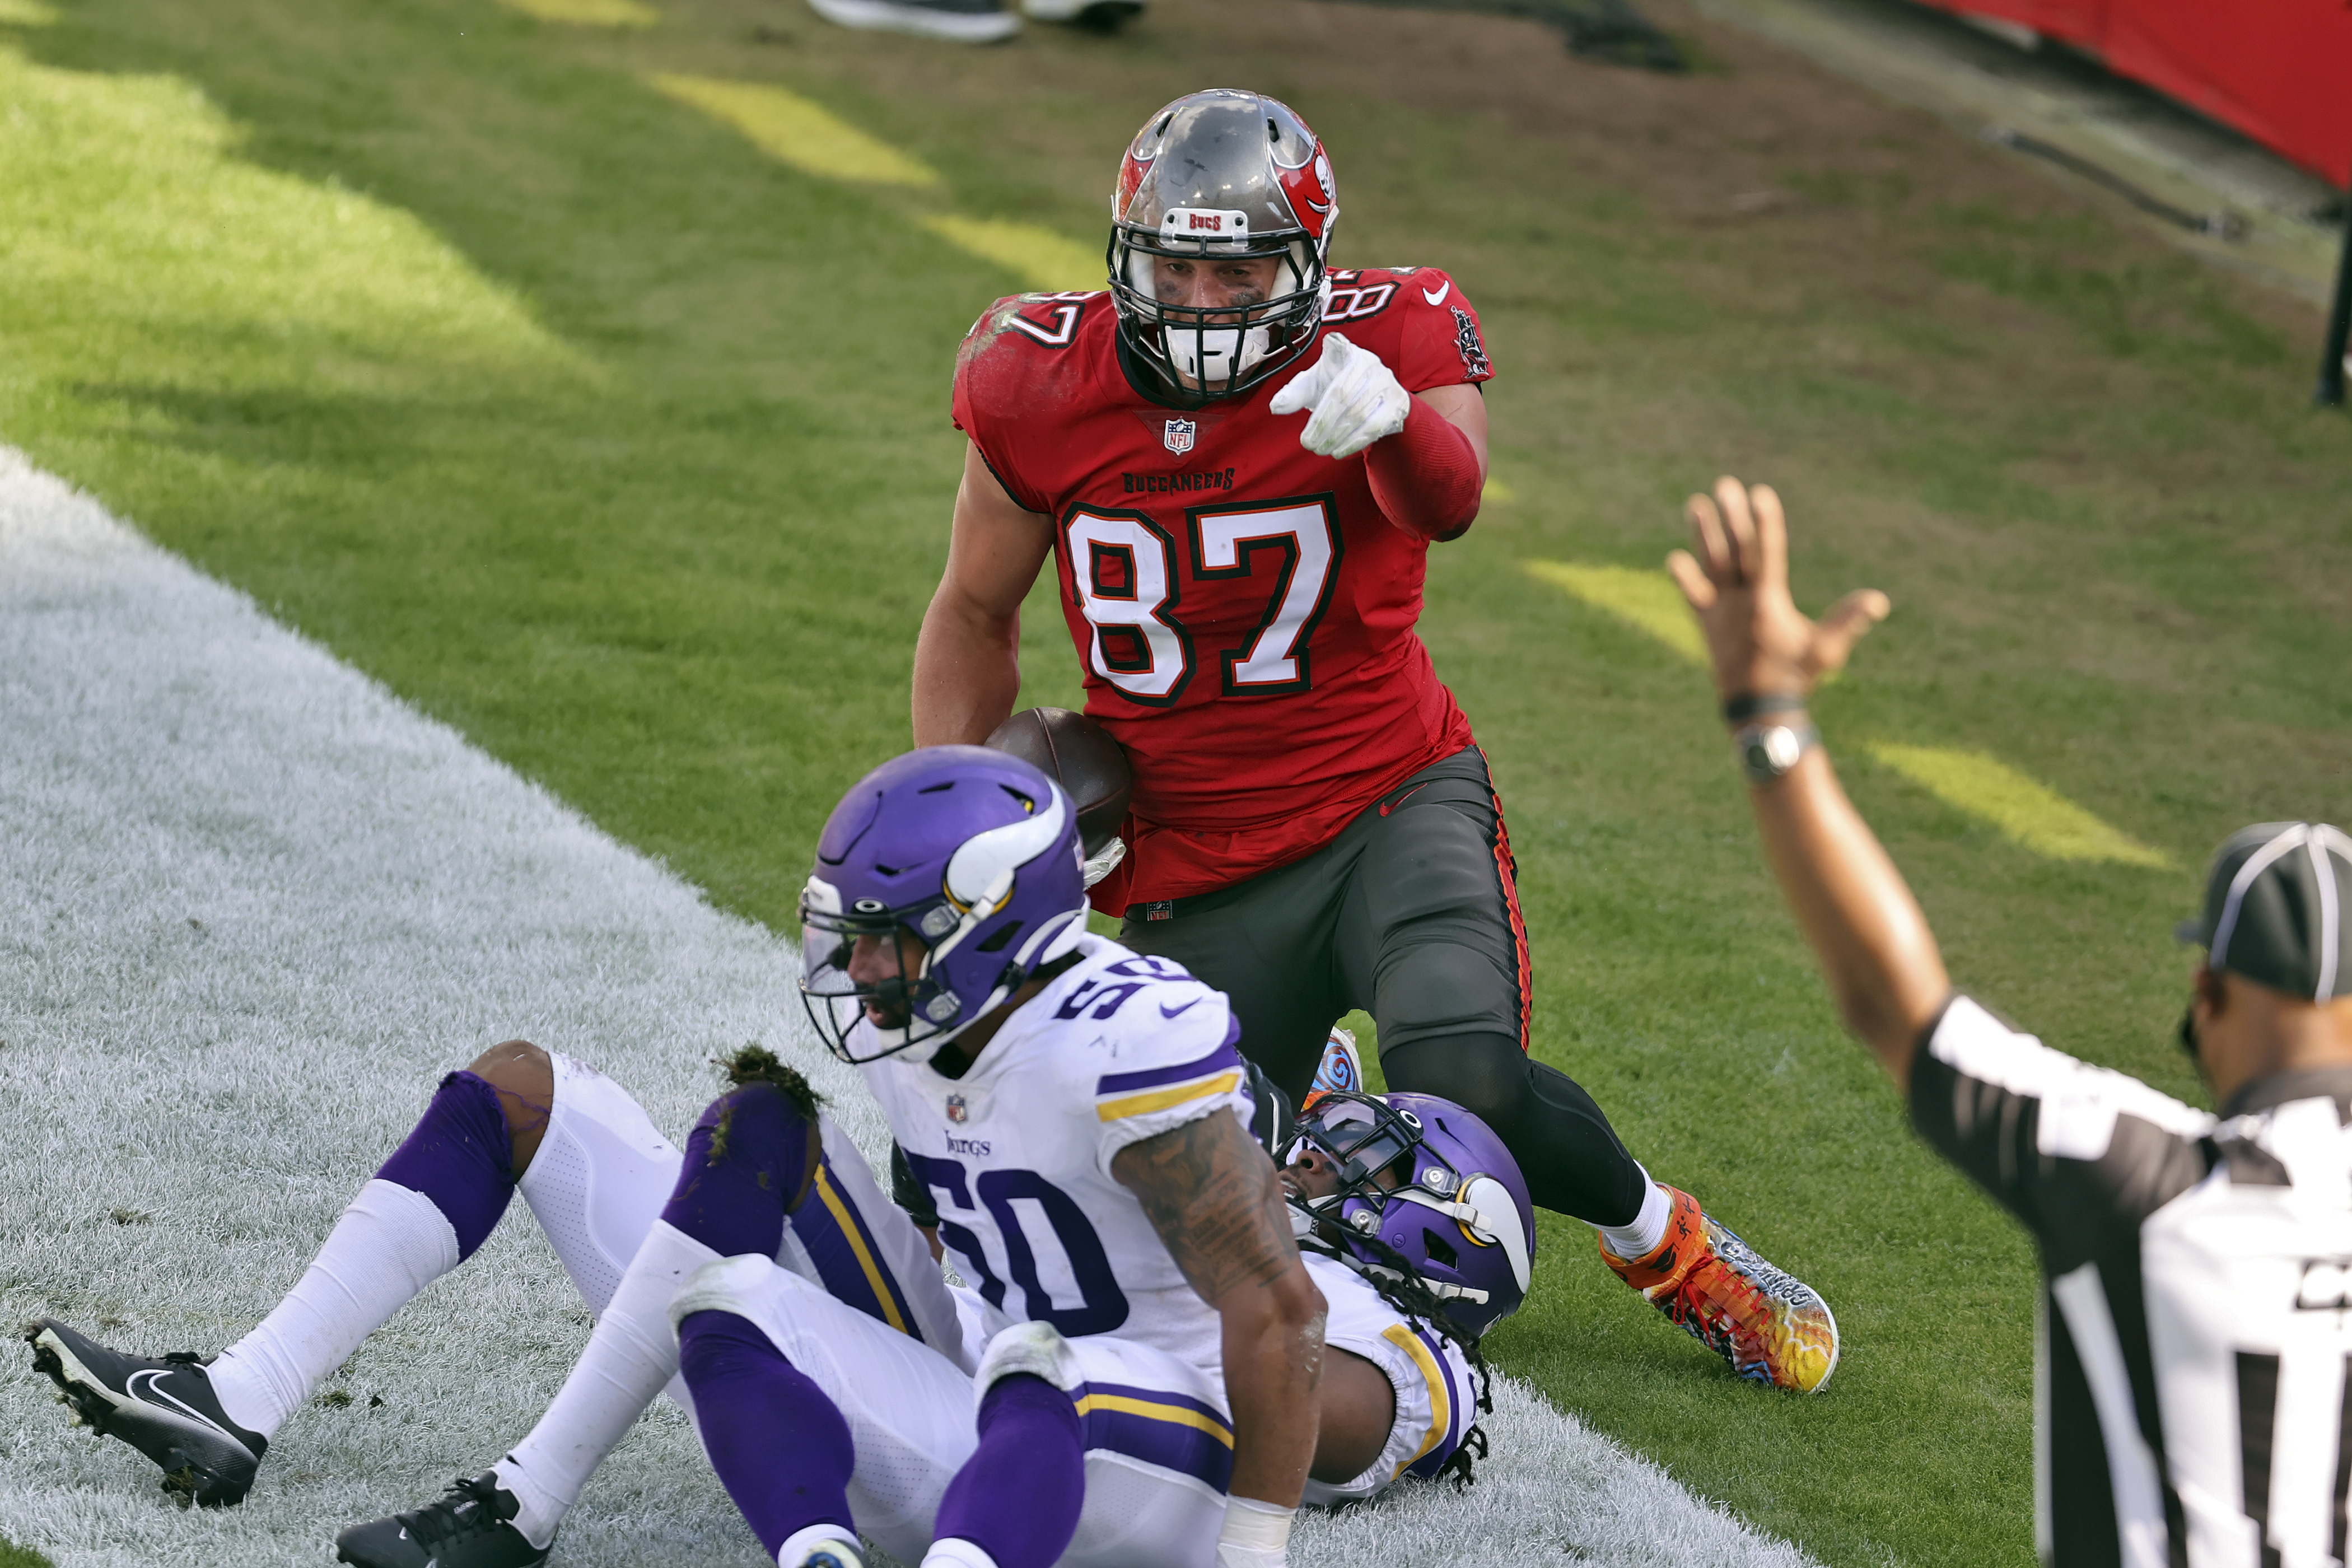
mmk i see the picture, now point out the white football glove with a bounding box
[1267,332,1410,459]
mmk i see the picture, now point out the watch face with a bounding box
[1740,724,1808,782]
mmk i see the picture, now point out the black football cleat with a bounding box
[335,1472,550,1568]
[26,1318,268,1506]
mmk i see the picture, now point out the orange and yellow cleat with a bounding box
[1600,1186,1839,1393]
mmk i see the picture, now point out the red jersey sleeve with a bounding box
[1381,269,1495,394]
[950,294,1060,516]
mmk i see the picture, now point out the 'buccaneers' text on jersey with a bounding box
[951,268,1494,910]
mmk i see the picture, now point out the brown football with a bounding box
[984,707,1132,856]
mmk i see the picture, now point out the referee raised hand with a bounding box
[1670,476,2352,1568]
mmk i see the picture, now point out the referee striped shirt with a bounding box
[1914,995,2352,1568]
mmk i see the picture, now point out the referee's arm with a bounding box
[1666,477,1943,1092]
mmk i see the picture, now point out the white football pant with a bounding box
[674,1253,1232,1568]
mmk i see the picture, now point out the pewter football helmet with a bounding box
[1108,88,1337,405]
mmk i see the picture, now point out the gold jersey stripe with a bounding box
[1073,1392,1235,1448]
[811,1164,909,1335]
[1382,1324,1451,1478]
[1094,1070,1245,1123]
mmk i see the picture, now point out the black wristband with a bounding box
[1723,692,1809,724]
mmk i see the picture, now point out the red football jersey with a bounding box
[951,267,1493,909]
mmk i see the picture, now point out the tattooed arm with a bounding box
[1112,1108,1327,1510]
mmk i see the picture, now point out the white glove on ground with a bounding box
[1267,332,1410,459]
[1215,1496,1295,1568]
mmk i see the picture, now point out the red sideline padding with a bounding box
[1916,0,2352,189]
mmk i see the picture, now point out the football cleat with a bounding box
[1600,1187,1840,1393]
[1304,1026,1364,1105]
[26,1318,268,1506]
[334,1472,549,1568]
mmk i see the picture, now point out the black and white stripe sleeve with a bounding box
[1908,995,2215,1248]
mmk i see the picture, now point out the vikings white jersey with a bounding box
[856,933,1249,1380]
[1297,1252,1481,1505]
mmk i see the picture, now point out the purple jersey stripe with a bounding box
[1095,1038,1242,1097]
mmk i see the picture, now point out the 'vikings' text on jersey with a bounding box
[951,270,1494,909]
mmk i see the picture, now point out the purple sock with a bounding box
[374,1070,515,1259]
[659,1082,816,1258]
[932,1375,1085,1568]
[677,1309,856,1556]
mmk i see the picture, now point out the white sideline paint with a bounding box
[0,448,1820,1568]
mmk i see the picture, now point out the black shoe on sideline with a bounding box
[335,1472,551,1568]
[26,1318,268,1507]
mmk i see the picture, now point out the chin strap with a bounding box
[1364,396,1483,540]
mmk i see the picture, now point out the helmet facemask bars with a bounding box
[1107,90,1338,406]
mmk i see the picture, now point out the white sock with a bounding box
[920,1539,1001,1568]
[494,1219,718,1548]
[207,1179,461,1438]
[1595,1170,1672,1261]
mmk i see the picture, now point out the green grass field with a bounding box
[3,0,2348,1561]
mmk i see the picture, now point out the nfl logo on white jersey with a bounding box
[1163,418,1196,455]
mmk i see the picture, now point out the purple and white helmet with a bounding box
[800,746,1088,1063]
[1281,1091,1535,1338]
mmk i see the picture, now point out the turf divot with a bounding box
[0,449,1816,1567]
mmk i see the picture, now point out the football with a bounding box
[984,706,1132,856]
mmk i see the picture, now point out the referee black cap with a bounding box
[2176,822,2352,1002]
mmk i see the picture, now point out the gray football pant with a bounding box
[1119,745,1645,1226]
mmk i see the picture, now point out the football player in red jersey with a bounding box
[912,89,1838,1390]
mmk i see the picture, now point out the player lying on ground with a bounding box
[26,745,1525,1568]
[916,86,1836,1390]
[1670,475,2352,1567]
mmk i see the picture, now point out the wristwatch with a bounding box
[1733,721,1817,785]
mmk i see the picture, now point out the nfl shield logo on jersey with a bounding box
[945,1093,968,1124]
[1163,418,1196,455]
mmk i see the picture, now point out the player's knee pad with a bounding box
[518,1053,685,1314]
[1378,1032,1527,1126]
[661,1074,820,1260]
[374,1068,516,1261]
[668,1252,788,1333]
[973,1320,1085,1399]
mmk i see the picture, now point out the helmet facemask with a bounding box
[799,760,1088,1066]
[1107,90,1338,407]
[1109,227,1327,404]
[1280,1091,1533,1340]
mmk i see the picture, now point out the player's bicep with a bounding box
[1110,1108,1300,1306]
[940,441,1053,623]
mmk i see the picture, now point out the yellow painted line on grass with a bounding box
[920,214,1101,292]
[649,75,938,188]
[498,0,658,25]
[1482,477,1516,503]
[1523,559,1705,666]
[1865,743,2171,867]
[0,0,59,24]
